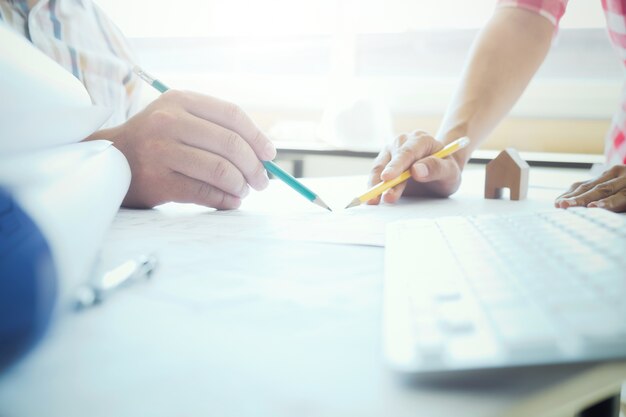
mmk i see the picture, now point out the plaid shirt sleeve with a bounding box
[0,0,141,129]
[496,0,569,27]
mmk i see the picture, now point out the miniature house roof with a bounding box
[486,148,529,172]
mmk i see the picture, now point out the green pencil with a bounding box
[261,159,331,210]
[133,66,331,211]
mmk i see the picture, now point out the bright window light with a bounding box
[97,0,606,38]
[95,0,617,156]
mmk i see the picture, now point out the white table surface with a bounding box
[1,165,624,417]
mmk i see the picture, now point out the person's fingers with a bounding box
[559,175,626,208]
[168,143,249,198]
[410,156,460,183]
[381,133,443,182]
[555,166,623,207]
[406,156,462,197]
[587,188,626,212]
[175,113,269,191]
[169,171,242,210]
[555,181,583,206]
[379,134,413,181]
[366,149,391,205]
[368,149,392,187]
[382,181,408,204]
[556,177,609,202]
[163,90,276,161]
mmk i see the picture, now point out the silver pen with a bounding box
[74,254,158,310]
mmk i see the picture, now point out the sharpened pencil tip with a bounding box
[313,197,332,212]
[344,198,361,209]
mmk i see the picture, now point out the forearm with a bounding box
[437,7,555,167]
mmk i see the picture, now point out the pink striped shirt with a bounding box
[499,0,626,166]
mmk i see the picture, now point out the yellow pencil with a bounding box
[345,136,471,209]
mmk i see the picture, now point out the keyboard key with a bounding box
[412,317,444,357]
[488,306,557,354]
[446,331,501,364]
[436,300,475,333]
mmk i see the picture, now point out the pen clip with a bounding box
[74,254,157,310]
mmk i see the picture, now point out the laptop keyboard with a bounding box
[384,208,626,372]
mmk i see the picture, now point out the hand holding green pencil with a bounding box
[86,67,278,209]
[134,66,331,211]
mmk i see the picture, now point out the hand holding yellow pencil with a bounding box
[345,136,470,209]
